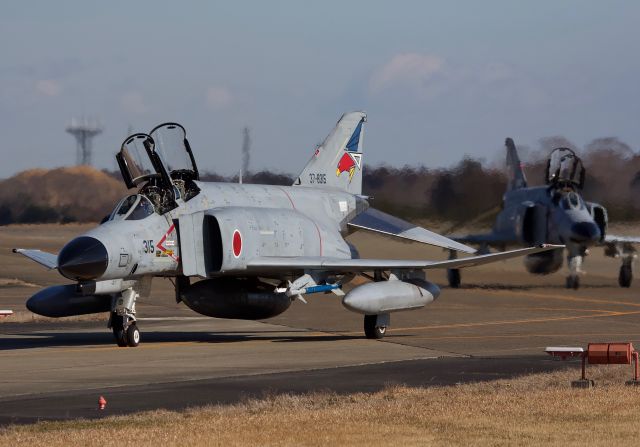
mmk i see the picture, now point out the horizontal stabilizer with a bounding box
[247,245,563,273]
[348,208,475,254]
[13,248,58,270]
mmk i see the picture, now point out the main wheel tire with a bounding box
[126,324,140,347]
[619,265,632,288]
[447,269,461,288]
[364,315,386,339]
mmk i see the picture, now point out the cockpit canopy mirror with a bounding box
[116,134,158,189]
[545,147,586,190]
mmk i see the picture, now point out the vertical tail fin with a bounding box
[505,137,527,190]
[293,111,366,195]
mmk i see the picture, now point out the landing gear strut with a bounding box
[109,288,140,347]
[364,314,389,339]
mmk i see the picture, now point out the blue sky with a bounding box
[1,1,639,177]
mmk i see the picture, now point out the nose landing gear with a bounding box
[109,288,140,347]
[565,247,585,290]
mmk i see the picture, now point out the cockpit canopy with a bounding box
[115,122,200,215]
[545,147,585,190]
[149,123,199,181]
[117,134,158,187]
[109,194,155,221]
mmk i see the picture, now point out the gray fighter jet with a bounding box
[14,113,556,347]
[448,138,639,290]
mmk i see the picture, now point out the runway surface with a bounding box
[1,224,640,424]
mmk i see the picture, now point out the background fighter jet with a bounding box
[448,138,640,290]
[14,113,556,347]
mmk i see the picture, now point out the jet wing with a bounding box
[247,245,561,273]
[450,232,517,248]
[348,208,476,254]
[12,249,58,270]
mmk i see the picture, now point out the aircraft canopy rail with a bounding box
[545,147,585,190]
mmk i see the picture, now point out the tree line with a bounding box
[1,136,640,225]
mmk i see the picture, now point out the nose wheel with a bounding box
[110,313,140,347]
[109,287,142,347]
[565,275,580,290]
[126,323,140,347]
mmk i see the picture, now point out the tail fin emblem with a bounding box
[336,152,358,182]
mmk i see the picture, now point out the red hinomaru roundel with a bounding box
[232,230,242,257]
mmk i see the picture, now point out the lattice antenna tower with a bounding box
[66,117,103,165]
[239,126,251,184]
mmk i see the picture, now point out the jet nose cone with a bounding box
[57,237,108,281]
[570,222,601,243]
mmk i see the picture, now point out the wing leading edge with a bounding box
[247,244,562,273]
[13,249,58,270]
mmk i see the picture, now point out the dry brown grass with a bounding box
[1,365,640,446]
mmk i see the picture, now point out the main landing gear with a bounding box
[109,288,140,347]
[447,249,461,288]
[364,313,389,339]
[619,262,633,288]
[605,243,635,288]
[447,269,461,288]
